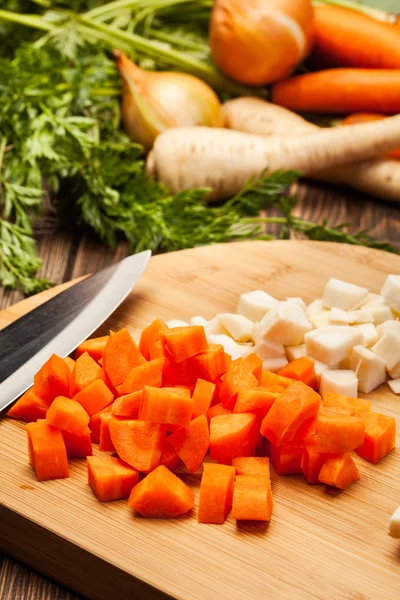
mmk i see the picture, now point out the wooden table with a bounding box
[1,180,399,600]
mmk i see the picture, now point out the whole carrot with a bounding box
[271,69,400,114]
[312,5,400,69]
[342,113,400,160]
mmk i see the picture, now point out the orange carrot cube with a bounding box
[103,328,146,388]
[356,411,396,463]
[7,388,48,423]
[117,357,164,396]
[220,363,259,409]
[87,455,138,502]
[99,413,116,452]
[192,379,216,419]
[323,392,371,417]
[76,336,109,362]
[89,405,112,443]
[161,326,208,363]
[62,427,93,459]
[33,354,70,404]
[316,409,365,453]
[278,357,318,389]
[27,420,69,481]
[207,403,232,421]
[232,456,270,478]
[270,442,303,475]
[243,354,263,383]
[139,386,194,428]
[109,418,165,473]
[232,476,273,521]
[139,319,169,360]
[168,415,210,473]
[73,379,113,417]
[112,391,143,418]
[318,453,360,489]
[198,463,235,524]
[159,439,183,472]
[233,387,277,420]
[46,396,90,436]
[70,352,105,396]
[210,413,259,465]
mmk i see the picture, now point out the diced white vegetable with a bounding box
[190,316,207,327]
[286,297,307,309]
[329,308,373,325]
[217,313,254,342]
[389,362,400,379]
[306,299,325,316]
[207,334,238,355]
[204,317,227,336]
[236,290,278,322]
[371,333,400,371]
[363,302,394,325]
[389,506,400,539]
[308,312,332,329]
[353,323,378,348]
[305,328,355,367]
[322,278,368,310]
[317,325,364,346]
[312,359,332,384]
[255,337,285,359]
[376,320,400,339]
[388,378,400,394]
[358,293,384,308]
[381,274,400,313]
[286,344,307,361]
[339,357,352,369]
[236,344,256,360]
[350,345,386,394]
[262,356,289,373]
[320,369,358,398]
[257,302,313,346]
[166,319,188,328]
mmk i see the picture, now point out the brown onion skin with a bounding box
[209,0,315,87]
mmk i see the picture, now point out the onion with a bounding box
[114,50,223,150]
[209,0,315,86]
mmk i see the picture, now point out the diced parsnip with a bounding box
[305,328,355,367]
[237,290,278,321]
[257,302,313,346]
[363,303,394,325]
[306,299,325,316]
[357,293,384,308]
[207,334,239,355]
[312,359,333,384]
[389,506,400,539]
[322,278,368,311]
[388,379,400,394]
[381,275,400,313]
[254,337,285,359]
[217,313,254,342]
[376,320,400,339]
[350,345,386,394]
[320,369,358,398]
[286,297,307,309]
[262,356,289,373]
[166,319,189,328]
[389,362,400,379]
[371,333,400,371]
[329,308,373,325]
[286,344,307,362]
[354,324,378,348]
[308,312,332,329]
[204,317,227,336]
[190,316,207,326]
[237,344,257,359]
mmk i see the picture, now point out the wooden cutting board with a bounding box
[1,240,400,600]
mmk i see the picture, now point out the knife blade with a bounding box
[0,250,151,415]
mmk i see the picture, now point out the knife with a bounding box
[0,250,151,415]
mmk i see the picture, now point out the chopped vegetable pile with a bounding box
[7,274,399,530]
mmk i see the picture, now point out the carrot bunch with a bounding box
[7,322,396,527]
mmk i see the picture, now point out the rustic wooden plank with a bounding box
[1,241,400,600]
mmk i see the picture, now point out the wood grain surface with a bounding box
[1,239,400,600]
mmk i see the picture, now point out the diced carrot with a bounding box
[187,344,231,382]
[168,415,210,474]
[116,357,164,396]
[207,403,232,421]
[103,328,146,388]
[46,396,90,436]
[159,438,183,471]
[7,388,48,422]
[112,391,143,418]
[33,354,70,405]
[109,418,165,473]
[139,319,169,360]
[232,476,273,521]
[318,453,360,489]
[220,363,259,409]
[261,370,292,390]
[232,456,270,478]
[73,379,113,417]
[87,455,139,502]
[257,435,270,457]
[192,379,216,419]
[233,387,277,420]
[210,413,259,465]
[149,340,166,360]
[62,427,93,459]
[76,336,109,362]
[198,463,235,524]
[161,354,192,386]
[323,392,371,418]
[260,381,321,446]
[356,411,396,463]
[301,444,328,484]
[27,420,69,481]
[278,357,318,390]
[139,386,194,428]
[161,326,208,363]
[70,352,105,396]
[243,354,263,384]
[89,406,112,443]
[99,413,116,452]
[128,465,194,517]
[316,409,365,453]
[270,442,303,475]
[64,356,76,372]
